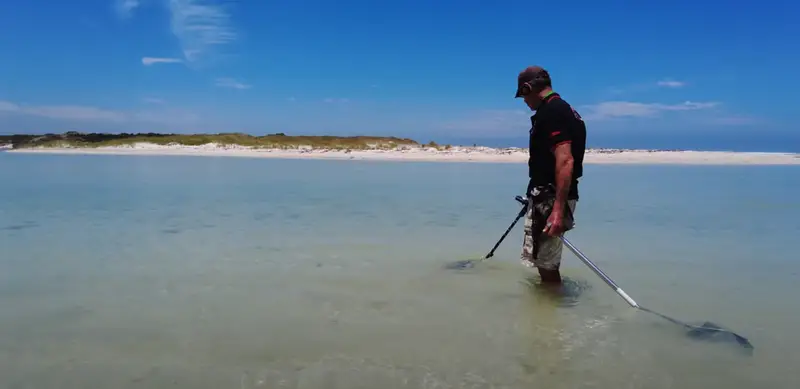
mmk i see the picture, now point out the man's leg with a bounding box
[534,231,565,283]
[521,200,577,284]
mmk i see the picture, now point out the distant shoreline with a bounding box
[2,132,798,165]
[6,142,800,165]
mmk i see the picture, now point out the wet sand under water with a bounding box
[0,255,775,389]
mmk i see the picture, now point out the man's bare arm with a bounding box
[552,142,574,213]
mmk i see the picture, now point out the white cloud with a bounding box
[0,100,198,125]
[582,101,719,120]
[606,79,687,96]
[0,101,20,112]
[0,101,126,122]
[142,57,184,66]
[323,98,350,104]
[168,0,237,62]
[121,1,238,65]
[142,97,165,104]
[439,109,530,136]
[115,0,141,17]
[657,80,686,88]
[215,77,251,89]
[27,106,127,122]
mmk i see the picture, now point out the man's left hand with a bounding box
[542,208,565,237]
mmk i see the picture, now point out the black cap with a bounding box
[515,66,550,98]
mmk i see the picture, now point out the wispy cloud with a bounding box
[439,109,530,136]
[706,115,762,126]
[168,0,237,63]
[582,100,719,120]
[115,0,140,18]
[0,100,198,125]
[606,78,688,96]
[657,79,686,88]
[142,97,165,104]
[215,77,251,89]
[131,109,201,125]
[0,101,126,122]
[0,101,19,112]
[142,57,183,66]
[323,98,350,104]
[438,100,726,134]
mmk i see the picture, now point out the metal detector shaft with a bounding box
[558,236,639,308]
[513,195,640,308]
[484,202,528,259]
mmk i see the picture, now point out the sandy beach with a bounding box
[5,142,800,165]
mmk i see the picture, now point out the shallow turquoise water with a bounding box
[1,151,799,388]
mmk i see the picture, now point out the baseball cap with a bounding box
[515,66,550,98]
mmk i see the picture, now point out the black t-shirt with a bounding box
[528,93,586,200]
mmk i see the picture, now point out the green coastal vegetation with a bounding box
[0,131,452,150]
[0,132,720,155]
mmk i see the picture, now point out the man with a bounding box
[515,66,587,284]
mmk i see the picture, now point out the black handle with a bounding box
[483,196,529,259]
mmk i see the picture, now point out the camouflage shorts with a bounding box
[521,198,578,270]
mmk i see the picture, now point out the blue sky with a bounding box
[1,0,798,151]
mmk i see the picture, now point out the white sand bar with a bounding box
[6,142,800,165]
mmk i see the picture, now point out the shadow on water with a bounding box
[636,306,756,355]
[442,259,755,356]
[519,274,592,308]
[518,271,756,354]
[1,221,39,231]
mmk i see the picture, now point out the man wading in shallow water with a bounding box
[515,66,587,284]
